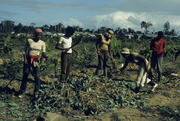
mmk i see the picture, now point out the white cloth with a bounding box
[24,38,46,56]
[58,36,72,53]
[136,59,151,87]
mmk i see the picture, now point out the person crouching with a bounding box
[120,48,158,93]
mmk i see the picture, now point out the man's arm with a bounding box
[150,40,154,50]
[55,43,63,50]
[108,43,112,57]
[96,36,101,55]
[40,42,48,64]
[23,40,29,64]
[55,43,70,53]
[120,59,129,72]
[42,52,48,59]
[55,37,69,51]
[101,35,110,44]
[163,39,167,53]
[41,41,48,59]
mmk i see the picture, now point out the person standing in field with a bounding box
[95,29,114,77]
[18,28,48,98]
[150,31,167,84]
[120,48,158,93]
[55,26,75,83]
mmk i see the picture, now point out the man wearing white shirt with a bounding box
[55,26,74,82]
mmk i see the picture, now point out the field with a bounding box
[0,33,179,121]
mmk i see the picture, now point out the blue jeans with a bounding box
[19,63,40,95]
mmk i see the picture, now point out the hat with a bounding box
[107,30,114,35]
[121,48,130,54]
[35,28,42,33]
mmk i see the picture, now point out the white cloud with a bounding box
[1,0,180,33]
[85,11,180,32]
[63,18,83,27]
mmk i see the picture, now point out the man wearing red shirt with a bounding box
[150,31,166,86]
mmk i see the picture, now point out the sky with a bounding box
[0,0,180,32]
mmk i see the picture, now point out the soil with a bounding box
[0,58,179,121]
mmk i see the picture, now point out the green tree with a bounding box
[170,29,176,36]
[128,28,135,34]
[163,21,170,35]
[29,23,36,33]
[98,27,107,34]
[73,26,83,32]
[14,23,23,33]
[0,20,15,33]
[141,21,152,34]
[42,25,49,32]
[55,23,64,33]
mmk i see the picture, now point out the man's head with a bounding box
[157,31,164,38]
[34,28,43,40]
[104,29,114,39]
[121,48,130,58]
[66,26,74,37]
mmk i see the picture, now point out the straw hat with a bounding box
[121,48,130,54]
[107,30,114,35]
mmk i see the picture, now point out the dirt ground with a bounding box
[68,60,180,121]
[0,58,179,121]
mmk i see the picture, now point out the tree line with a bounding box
[0,20,178,36]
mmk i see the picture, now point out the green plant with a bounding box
[111,36,122,58]
[1,59,22,80]
[0,34,13,55]
[110,113,121,121]
[157,105,180,121]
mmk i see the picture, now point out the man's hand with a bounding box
[97,50,100,55]
[24,59,28,64]
[64,48,70,52]
[40,58,45,65]
[120,68,125,73]
[23,54,28,64]
[109,53,113,59]
[42,52,48,59]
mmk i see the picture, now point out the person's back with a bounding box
[125,52,146,65]
[120,48,157,92]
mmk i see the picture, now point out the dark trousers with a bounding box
[150,55,163,83]
[95,50,109,76]
[19,63,40,94]
[60,52,72,82]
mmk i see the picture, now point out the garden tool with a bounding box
[95,69,100,76]
[4,77,15,89]
[175,50,180,60]
[69,39,82,49]
[103,68,108,77]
